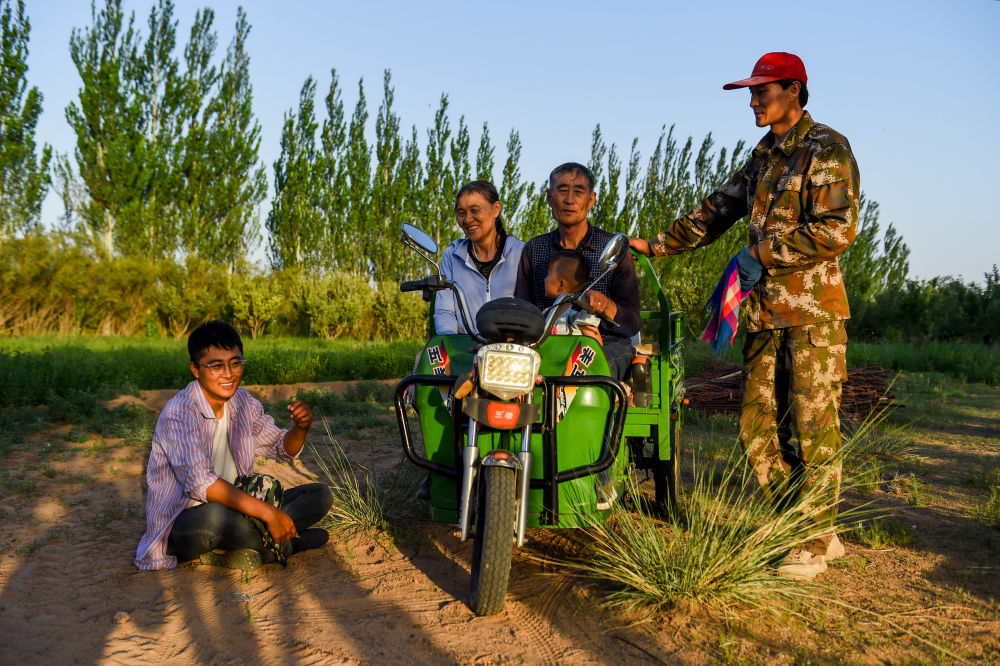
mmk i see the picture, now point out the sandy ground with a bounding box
[0,382,677,664]
[1,378,999,664]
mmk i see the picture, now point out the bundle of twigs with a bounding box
[684,364,895,421]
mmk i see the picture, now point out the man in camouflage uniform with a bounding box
[631,52,859,578]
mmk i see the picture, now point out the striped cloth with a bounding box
[701,256,750,356]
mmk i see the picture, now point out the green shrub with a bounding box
[848,340,999,385]
[303,272,372,339]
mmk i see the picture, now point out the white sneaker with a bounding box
[777,549,827,579]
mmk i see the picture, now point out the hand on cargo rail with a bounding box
[628,237,652,256]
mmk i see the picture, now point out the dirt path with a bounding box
[1,376,998,663]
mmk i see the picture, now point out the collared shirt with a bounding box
[434,233,526,335]
[134,381,294,570]
[514,224,641,348]
[648,111,860,331]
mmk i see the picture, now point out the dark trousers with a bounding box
[602,342,634,382]
[168,483,334,563]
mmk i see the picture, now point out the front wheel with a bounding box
[469,465,517,616]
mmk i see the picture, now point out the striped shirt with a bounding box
[134,381,294,570]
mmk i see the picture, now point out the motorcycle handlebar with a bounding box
[400,275,449,293]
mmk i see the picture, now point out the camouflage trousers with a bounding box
[738,320,847,555]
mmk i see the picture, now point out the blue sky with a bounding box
[27,0,1000,282]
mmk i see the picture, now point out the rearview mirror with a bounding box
[598,233,627,272]
[401,223,438,256]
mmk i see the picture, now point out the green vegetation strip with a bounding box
[0,336,424,408]
[848,340,999,385]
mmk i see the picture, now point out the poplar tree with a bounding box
[448,114,470,194]
[320,68,348,269]
[171,7,219,257]
[500,129,526,227]
[0,0,51,237]
[120,0,181,257]
[475,121,494,182]
[369,69,405,278]
[266,77,324,269]
[63,0,146,256]
[422,94,452,250]
[588,124,623,234]
[343,77,371,274]
[192,7,266,266]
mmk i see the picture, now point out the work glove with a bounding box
[735,246,763,294]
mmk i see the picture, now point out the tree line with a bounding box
[5,0,989,344]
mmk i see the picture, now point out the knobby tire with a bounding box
[468,465,517,616]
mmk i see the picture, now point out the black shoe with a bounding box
[199,548,262,572]
[291,528,330,555]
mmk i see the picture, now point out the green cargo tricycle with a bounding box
[393,224,685,615]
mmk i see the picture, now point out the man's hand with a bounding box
[629,238,652,256]
[736,246,764,293]
[584,291,618,320]
[263,504,297,543]
[287,400,313,431]
[282,400,313,457]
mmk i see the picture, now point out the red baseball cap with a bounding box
[723,52,807,90]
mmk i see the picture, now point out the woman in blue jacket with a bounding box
[434,180,525,334]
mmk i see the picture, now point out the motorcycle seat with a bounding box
[476,297,545,345]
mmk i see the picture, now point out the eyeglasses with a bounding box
[195,358,248,376]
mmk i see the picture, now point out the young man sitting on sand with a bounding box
[135,321,333,571]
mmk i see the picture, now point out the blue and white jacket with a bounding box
[433,234,525,335]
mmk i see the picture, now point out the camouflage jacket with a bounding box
[648,112,860,331]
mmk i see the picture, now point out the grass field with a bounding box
[0,336,424,408]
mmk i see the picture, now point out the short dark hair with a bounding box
[778,78,808,107]
[548,162,595,193]
[455,179,505,235]
[548,252,590,292]
[188,320,243,362]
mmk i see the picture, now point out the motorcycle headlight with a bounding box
[476,343,541,401]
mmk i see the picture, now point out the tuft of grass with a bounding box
[962,461,1000,489]
[559,405,904,622]
[842,405,915,497]
[974,487,1000,529]
[560,449,872,622]
[844,517,913,548]
[310,419,420,537]
[907,476,929,508]
[841,406,914,460]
